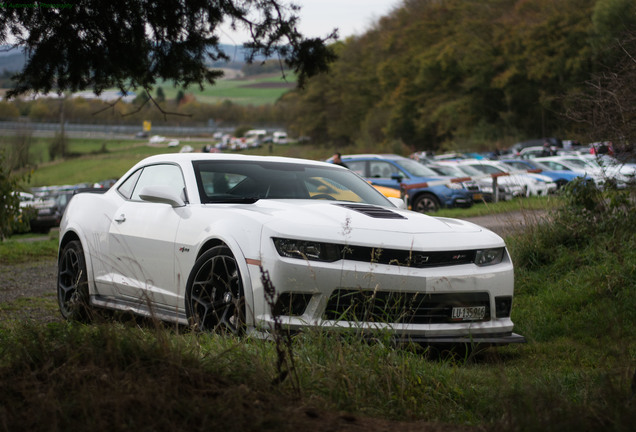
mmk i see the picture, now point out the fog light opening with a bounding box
[273,293,312,316]
[495,296,512,318]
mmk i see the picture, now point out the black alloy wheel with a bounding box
[185,245,246,334]
[57,240,91,321]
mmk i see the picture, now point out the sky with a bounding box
[217,0,403,44]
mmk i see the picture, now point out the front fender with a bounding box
[175,214,265,327]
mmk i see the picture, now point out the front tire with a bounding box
[185,246,246,334]
[57,240,91,321]
[413,193,440,213]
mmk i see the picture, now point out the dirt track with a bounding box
[461,210,549,237]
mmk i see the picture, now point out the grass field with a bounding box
[145,71,296,106]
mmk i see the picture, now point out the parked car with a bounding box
[338,154,475,213]
[453,159,556,196]
[28,188,104,233]
[57,153,524,346]
[28,194,63,233]
[272,131,288,144]
[500,159,585,189]
[581,154,636,185]
[510,137,562,155]
[533,156,612,188]
[425,162,514,202]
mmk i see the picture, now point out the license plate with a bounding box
[451,306,486,321]
[472,193,483,201]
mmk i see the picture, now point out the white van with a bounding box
[273,131,288,144]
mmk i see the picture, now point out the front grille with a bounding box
[324,290,490,324]
[343,247,475,268]
[463,182,480,191]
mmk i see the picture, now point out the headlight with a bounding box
[273,238,342,262]
[475,247,505,266]
[446,183,463,190]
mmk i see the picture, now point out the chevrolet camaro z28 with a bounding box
[57,153,525,345]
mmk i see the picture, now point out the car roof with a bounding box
[340,154,407,161]
[134,153,341,169]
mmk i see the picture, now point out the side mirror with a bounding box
[138,185,185,207]
[391,173,404,182]
[387,197,407,209]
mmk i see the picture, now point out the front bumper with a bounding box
[249,238,519,342]
[402,332,526,345]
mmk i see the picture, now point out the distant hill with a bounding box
[0,44,270,74]
[0,49,26,73]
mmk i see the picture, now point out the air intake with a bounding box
[336,203,406,219]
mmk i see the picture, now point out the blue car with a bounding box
[340,154,474,213]
[500,159,585,189]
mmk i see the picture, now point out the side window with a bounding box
[117,168,142,200]
[369,161,398,178]
[130,164,186,201]
[345,160,366,177]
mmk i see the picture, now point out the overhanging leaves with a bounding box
[0,0,337,98]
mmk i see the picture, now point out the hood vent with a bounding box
[336,203,406,219]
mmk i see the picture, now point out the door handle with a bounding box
[114,214,126,223]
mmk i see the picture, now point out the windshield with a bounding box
[193,160,392,205]
[463,163,505,175]
[563,158,596,169]
[428,164,463,177]
[395,158,441,177]
[503,161,529,171]
[531,160,552,171]
[451,164,483,176]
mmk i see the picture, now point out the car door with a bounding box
[367,161,405,189]
[108,163,186,308]
[344,160,367,178]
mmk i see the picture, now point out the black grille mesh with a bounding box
[324,290,490,324]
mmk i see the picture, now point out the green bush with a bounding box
[510,179,636,270]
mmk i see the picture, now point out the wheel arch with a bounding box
[58,230,81,259]
[58,228,98,296]
[195,238,227,261]
[189,236,257,328]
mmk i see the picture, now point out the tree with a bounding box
[564,2,636,159]
[284,0,636,150]
[0,150,23,240]
[0,1,337,98]
[156,87,166,103]
[175,89,185,105]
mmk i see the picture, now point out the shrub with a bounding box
[510,179,636,270]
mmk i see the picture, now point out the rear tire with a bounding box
[57,240,92,321]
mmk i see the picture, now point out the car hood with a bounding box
[229,200,503,250]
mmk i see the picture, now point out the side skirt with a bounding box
[91,295,189,326]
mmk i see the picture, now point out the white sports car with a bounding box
[57,153,524,345]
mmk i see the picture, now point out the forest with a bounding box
[279,0,636,153]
